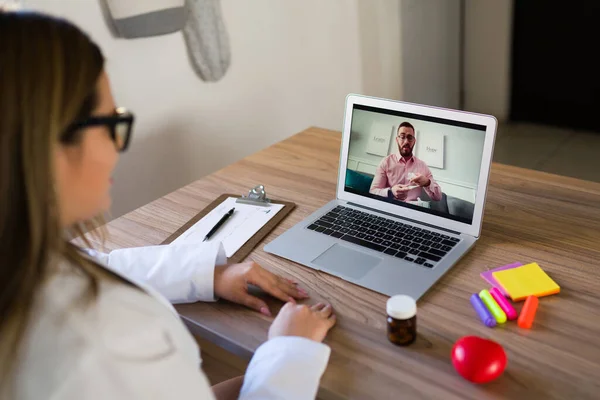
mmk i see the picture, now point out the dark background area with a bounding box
[510,1,600,132]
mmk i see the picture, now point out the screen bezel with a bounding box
[337,94,497,238]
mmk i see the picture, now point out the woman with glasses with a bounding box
[0,10,335,400]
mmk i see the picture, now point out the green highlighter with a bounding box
[479,289,507,324]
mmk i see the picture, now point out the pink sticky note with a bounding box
[480,262,523,296]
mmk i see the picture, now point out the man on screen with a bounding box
[369,122,442,202]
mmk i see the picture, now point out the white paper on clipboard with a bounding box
[171,197,284,257]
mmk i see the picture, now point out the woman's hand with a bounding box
[213,261,309,316]
[269,302,336,343]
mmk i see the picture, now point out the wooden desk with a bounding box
[95,127,600,399]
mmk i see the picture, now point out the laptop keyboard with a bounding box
[306,205,461,268]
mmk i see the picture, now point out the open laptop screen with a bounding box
[345,104,487,225]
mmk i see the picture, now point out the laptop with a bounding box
[264,95,497,300]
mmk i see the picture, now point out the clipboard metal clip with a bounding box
[236,185,271,207]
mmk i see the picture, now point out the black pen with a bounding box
[203,208,235,242]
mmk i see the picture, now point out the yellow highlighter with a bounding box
[479,289,507,324]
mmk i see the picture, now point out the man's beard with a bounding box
[400,145,413,157]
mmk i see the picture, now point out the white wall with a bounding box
[399,0,461,109]
[464,0,513,120]
[23,0,368,218]
[357,0,461,108]
[19,0,465,217]
[347,109,485,202]
[356,0,403,101]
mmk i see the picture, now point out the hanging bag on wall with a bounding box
[182,0,231,82]
[100,0,231,82]
[101,0,186,38]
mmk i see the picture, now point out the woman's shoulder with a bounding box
[14,261,211,399]
[44,262,197,356]
[16,261,201,396]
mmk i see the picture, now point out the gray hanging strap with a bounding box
[182,0,231,82]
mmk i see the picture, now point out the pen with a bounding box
[203,208,235,242]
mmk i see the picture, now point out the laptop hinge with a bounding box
[346,201,463,236]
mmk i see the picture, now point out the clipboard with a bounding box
[161,193,295,263]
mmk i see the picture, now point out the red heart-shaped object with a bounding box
[451,336,507,384]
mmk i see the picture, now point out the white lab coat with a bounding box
[14,242,330,399]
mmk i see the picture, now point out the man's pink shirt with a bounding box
[369,151,442,202]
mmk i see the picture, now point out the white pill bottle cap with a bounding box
[387,295,417,320]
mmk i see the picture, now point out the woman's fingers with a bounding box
[255,267,309,300]
[244,262,310,305]
[260,276,293,303]
[310,303,334,319]
[279,276,309,299]
[239,293,271,316]
[326,314,337,327]
[319,304,333,318]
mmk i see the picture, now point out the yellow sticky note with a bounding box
[492,262,560,301]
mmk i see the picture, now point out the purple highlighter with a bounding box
[470,293,496,327]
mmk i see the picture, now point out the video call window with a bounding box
[345,105,487,224]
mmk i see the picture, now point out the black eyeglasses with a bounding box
[62,107,134,152]
[398,134,415,143]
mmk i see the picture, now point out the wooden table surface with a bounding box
[94,127,600,399]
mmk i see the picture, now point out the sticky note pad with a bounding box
[492,262,560,301]
[480,262,523,296]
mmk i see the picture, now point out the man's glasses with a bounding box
[398,134,415,143]
[62,107,134,152]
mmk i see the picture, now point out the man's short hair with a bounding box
[397,122,415,135]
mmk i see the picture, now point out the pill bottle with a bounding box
[387,295,417,346]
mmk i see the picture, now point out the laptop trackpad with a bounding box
[313,244,381,280]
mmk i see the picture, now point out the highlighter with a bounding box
[518,295,539,329]
[490,287,518,320]
[479,289,507,324]
[470,293,496,327]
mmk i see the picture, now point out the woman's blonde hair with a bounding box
[0,10,112,388]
